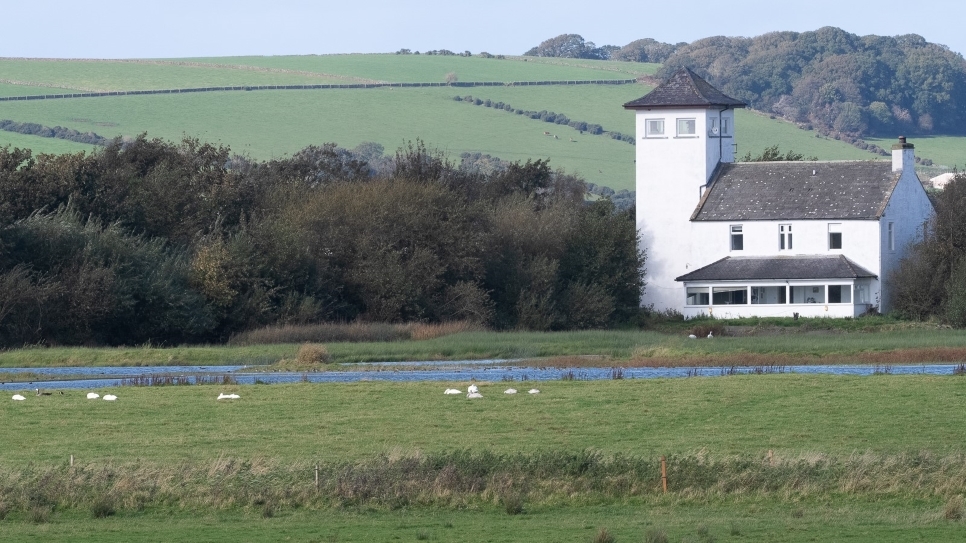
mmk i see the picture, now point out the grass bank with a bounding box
[5,322,966,368]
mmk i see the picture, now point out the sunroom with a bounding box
[676,255,877,319]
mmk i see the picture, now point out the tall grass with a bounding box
[2,450,964,516]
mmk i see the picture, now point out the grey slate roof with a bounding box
[691,161,900,221]
[623,68,746,110]
[675,255,878,282]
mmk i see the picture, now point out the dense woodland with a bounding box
[0,137,643,347]
[526,28,966,140]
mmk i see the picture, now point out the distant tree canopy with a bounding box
[658,27,966,137]
[0,137,644,347]
[527,27,966,138]
[523,34,619,60]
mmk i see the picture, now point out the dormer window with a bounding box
[645,119,665,137]
[676,118,696,137]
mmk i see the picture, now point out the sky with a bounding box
[4,0,964,59]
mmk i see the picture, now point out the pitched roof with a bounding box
[623,68,746,110]
[676,255,877,282]
[691,161,900,221]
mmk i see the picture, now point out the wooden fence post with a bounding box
[660,456,667,493]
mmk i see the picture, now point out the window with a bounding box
[709,118,720,136]
[645,119,665,137]
[888,222,895,251]
[686,287,709,305]
[828,285,851,304]
[779,224,793,250]
[730,225,743,251]
[751,286,786,304]
[721,117,730,136]
[790,285,824,304]
[676,118,696,136]
[712,286,747,305]
[828,223,842,250]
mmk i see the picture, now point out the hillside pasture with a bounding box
[0,54,949,190]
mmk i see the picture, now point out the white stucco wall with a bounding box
[878,161,934,312]
[635,107,737,312]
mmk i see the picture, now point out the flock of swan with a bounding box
[11,391,117,401]
[444,384,540,399]
[12,391,239,401]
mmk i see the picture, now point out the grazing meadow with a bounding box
[3,375,966,541]
[0,54,916,194]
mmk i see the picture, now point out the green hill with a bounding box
[2,54,954,193]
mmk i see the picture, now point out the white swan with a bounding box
[467,392,483,399]
[504,388,517,394]
[11,394,25,401]
[443,388,462,395]
[102,394,118,401]
[707,331,714,339]
[87,392,100,399]
[528,389,540,394]
[467,384,479,394]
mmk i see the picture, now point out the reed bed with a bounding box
[228,320,480,346]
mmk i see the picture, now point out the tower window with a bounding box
[676,118,696,136]
[730,225,743,251]
[645,119,665,137]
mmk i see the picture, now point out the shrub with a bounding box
[90,495,116,518]
[503,493,524,515]
[296,343,331,364]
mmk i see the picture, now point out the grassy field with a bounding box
[867,134,966,172]
[3,376,966,540]
[0,54,912,193]
[6,375,966,463]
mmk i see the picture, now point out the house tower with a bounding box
[623,68,745,312]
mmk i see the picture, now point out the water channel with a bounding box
[1,361,962,391]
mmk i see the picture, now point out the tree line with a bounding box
[0,137,644,348]
[526,28,966,141]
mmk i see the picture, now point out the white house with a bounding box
[624,68,934,318]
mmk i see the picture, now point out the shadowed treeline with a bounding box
[0,136,643,347]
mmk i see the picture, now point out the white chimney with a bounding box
[892,136,915,174]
